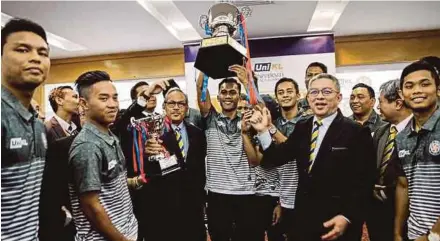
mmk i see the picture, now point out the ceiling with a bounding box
[2,1,440,59]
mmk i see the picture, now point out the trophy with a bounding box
[195,2,252,79]
[130,113,180,177]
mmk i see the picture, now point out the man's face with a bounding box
[58,88,79,114]
[82,81,119,126]
[1,31,50,91]
[136,84,156,111]
[237,99,250,116]
[276,81,299,109]
[217,82,240,112]
[401,70,440,113]
[350,87,375,116]
[305,66,324,89]
[164,91,188,125]
[307,78,341,119]
[378,93,398,122]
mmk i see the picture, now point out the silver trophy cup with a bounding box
[195,3,252,79]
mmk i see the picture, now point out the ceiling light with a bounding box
[136,0,201,42]
[308,1,349,32]
[1,12,87,52]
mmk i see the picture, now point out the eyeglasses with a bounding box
[308,88,339,97]
[165,101,187,108]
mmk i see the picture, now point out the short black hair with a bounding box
[239,93,248,101]
[130,81,149,101]
[49,86,74,113]
[420,56,440,77]
[400,60,440,89]
[75,70,111,99]
[352,83,375,99]
[274,77,299,96]
[306,62,328,74]
[218,78,241,93]
[1,18,48,55]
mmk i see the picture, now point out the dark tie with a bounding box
[175,127,185,158]
[308,120,322,173]
[379,126,397,184]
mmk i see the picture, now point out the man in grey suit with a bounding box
[366,79,412,241]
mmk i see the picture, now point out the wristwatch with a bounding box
[269,125,278,136]
[428,231,440,241]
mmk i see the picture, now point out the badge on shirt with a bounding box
[398,149,411,158]
[108,159,117,171]
[41,133,48,149]
[10,137,29,149]
[429,140,440,156]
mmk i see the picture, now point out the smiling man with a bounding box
[350,83,386,134]
[68,71,138,241]
[252,73,375,241]
[394,61,440,241]
[1,18,50,241]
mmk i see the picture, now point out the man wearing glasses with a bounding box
[142,83,207,241]
[250,73,376,241]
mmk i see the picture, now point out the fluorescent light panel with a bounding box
[308,1,349,32]
[1,12,87,52]
[136,0,201,42]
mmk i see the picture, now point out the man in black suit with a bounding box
[138,82,207,241]
[366,79,412,241]
[39,86,80,241]
[250,73,376,241]
[39,135,76,241]
[45,86,80,144]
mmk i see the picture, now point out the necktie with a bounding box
[379,126,397,184]
[308,120,322,173]
[175,127,185,159]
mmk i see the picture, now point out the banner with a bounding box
[183,34,336,109]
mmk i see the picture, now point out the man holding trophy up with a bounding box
[194,3,264,241]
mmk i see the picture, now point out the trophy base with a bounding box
[195,35,248,79]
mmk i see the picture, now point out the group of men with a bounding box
[2,17,440,241]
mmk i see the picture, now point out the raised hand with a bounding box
[145,138,163,155]
[229,64,248,85]
[249,106,270,132]
[241,109,254,133]
[141,79,170,98]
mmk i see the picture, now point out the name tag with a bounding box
[108,160,117,171]
[331,147,348,151]
[159,155,178,171]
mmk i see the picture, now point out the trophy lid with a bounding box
[208,2,240,30]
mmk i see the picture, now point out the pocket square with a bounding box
[331,147,348,151]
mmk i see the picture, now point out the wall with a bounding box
[35,30,440,113]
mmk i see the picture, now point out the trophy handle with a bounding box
[240,6,252,18]
[199,15,209,30]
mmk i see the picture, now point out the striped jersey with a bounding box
[68,123,138,241]
[1,88,47,241]
[396,108,440,240]
[274,115,301,209]
[204,109,255,195]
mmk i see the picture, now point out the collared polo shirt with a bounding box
[68,123,138,241]
[1,87,47,241]
[396,108,440,240]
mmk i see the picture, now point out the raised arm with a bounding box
[196,72,212,117]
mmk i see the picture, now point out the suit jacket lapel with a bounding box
[313,111,345,166]
[377,125,390,168]
[51,117,67,139]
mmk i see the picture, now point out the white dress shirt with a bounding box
[54,114,77,135]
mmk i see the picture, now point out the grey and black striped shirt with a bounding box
[204,108,255,195]
[396,108,440,240]
[68,123,137,241]
[1,88,46,241]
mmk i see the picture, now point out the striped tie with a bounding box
[379,126,397,184]
[308,120,322,173]
[175,127,185,158]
